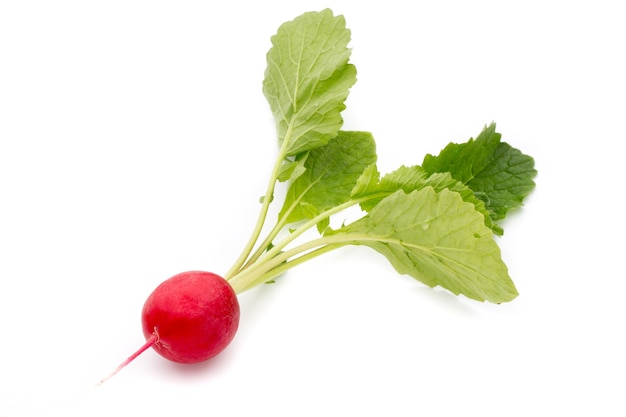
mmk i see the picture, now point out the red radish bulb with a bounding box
[99,271,239,383]
[141,271,240,363]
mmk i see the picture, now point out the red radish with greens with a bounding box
[101,9,537,383]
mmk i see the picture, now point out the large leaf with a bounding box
[279,131,377,230]
[329,187,518,303]
[263,9,357,156]
[422,123,537,225]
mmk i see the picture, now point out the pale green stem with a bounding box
[263,198,360,259]
[229,235,349,293]
[258,193,386,264]
[228,193,388,292]
[240,179,318,271]
[223,136,291,280]
[233,243,345,293]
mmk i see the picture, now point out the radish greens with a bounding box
[100,8,539,384]
[224,9,537,303]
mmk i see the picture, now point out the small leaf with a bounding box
[277,154,308,182]
[329,188,517,303]
[350,163,380,198]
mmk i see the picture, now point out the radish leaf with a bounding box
[279,131,377,229]
[329,188,517,303]
[422,123,537,230]
[263,9,357,157]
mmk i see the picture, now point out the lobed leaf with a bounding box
[422,123,537,227]
[263,9,357,156]
[279,131,377,229]
[329,187,518,303]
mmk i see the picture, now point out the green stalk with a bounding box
[223,134,291,280]
[239,179,318,271]
[232,243,345,293]
[227,192,389,292]
[262,199,359,259]
[257,192,388,264]
[228,235,349,293]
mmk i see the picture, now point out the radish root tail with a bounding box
[98,329,159,385]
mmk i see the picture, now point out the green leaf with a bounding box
[422,123,537,225]
[279,131,377,228]
[329,188,518,303]
[350,163,380,198]
[277,153,308,182]
[351,165,500,234]
[263,9,357,156]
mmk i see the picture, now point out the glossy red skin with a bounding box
[141,271,240,364]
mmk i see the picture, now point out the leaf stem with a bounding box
[226,192,391,293]
[228,235,348,293]
[227,196,370,292]
[239,179,317,272]
[233,243,345,293]
[223,134,291,280]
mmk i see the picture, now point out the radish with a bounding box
[100,271,239,384]
[142,271,240,363]
[100,9,535,384]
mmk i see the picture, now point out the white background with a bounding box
[1,1,624,416]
